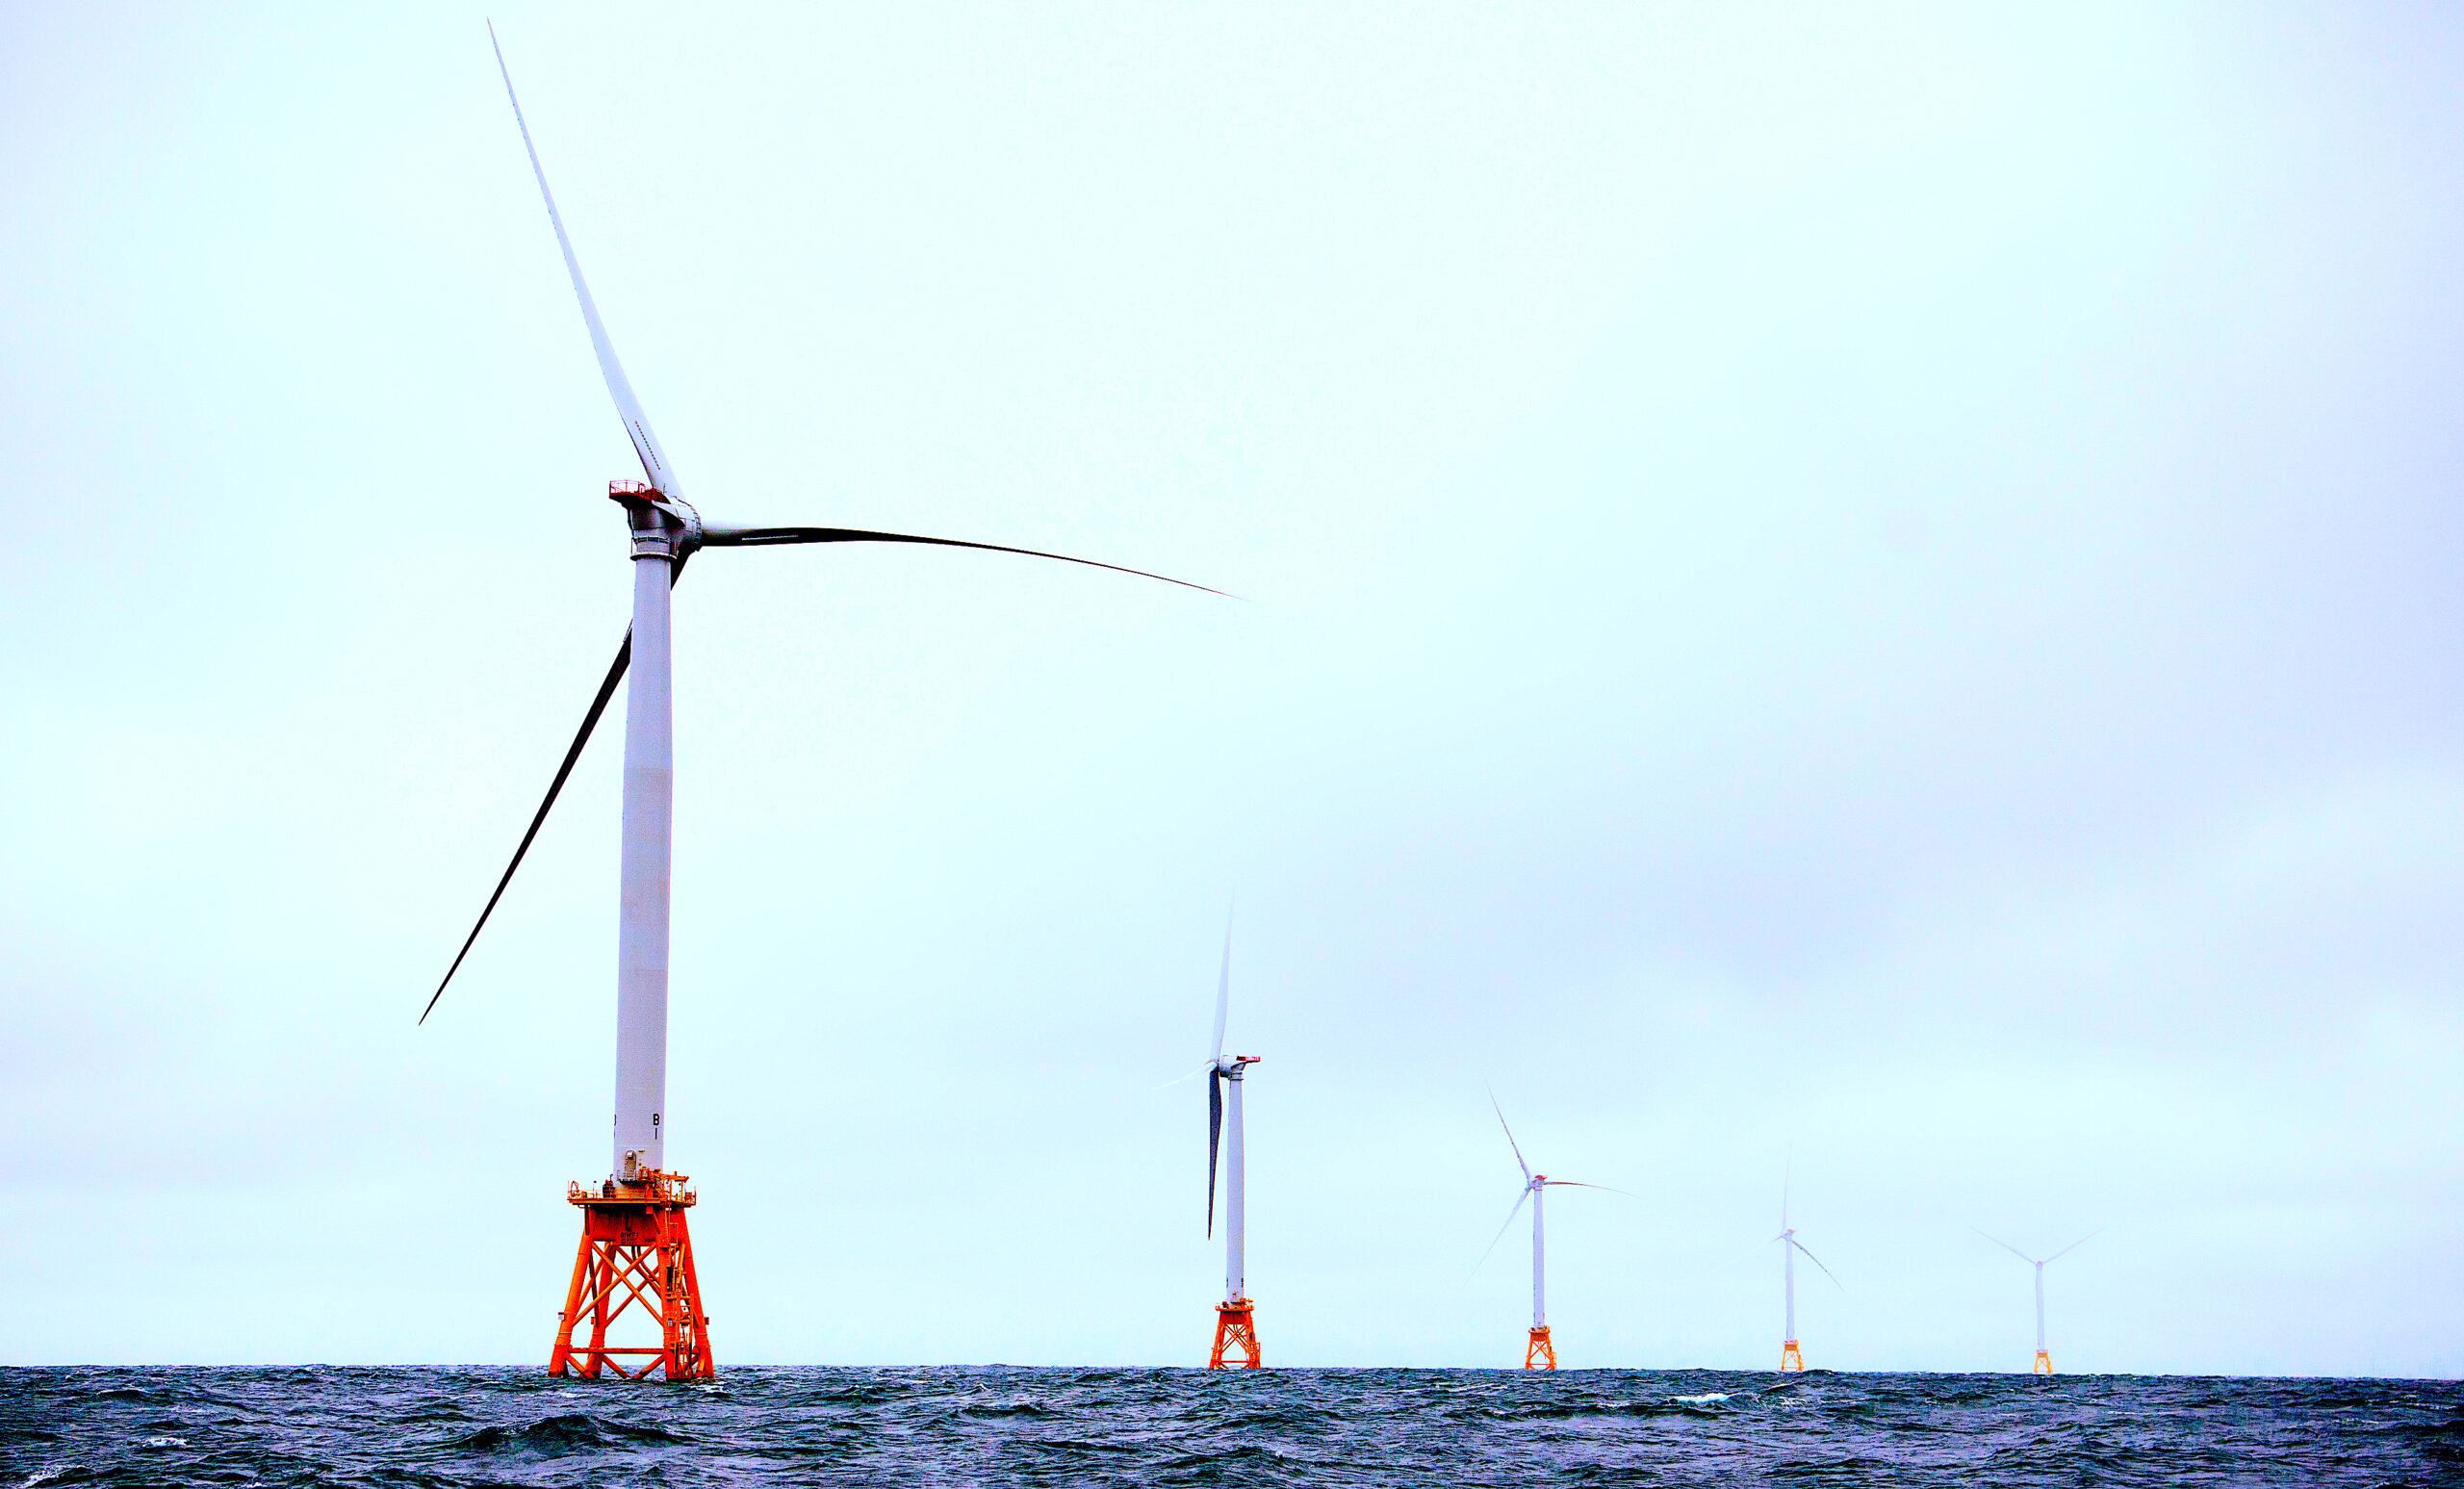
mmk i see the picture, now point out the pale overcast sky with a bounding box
[5,3,2461,1375]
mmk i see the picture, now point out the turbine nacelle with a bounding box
[611,481,701,557]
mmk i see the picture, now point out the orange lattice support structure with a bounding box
[1524,1324,1556,1371]
[2033,1349,2053,1374]
[1209,1299,1262,1369]
[1780,1339,1805,1373]
[550,1169,714,1381]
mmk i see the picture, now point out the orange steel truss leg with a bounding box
[550,1228,595,1378]
[1209,1298,1262,1369]
[548,1170,714,1382]
[1780,1339,1805,1373]
[2033,1349,2053,1375]
[1524,1325,1556,1371]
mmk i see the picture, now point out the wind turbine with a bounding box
[429,29,1219,1383]
[1203,928,1263,1368]
[1479,1096,1630,1370]
[1979,1229,2098,1374]
[1772,1170,1838,1373]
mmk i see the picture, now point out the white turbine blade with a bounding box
[1146,1062,1216,1094]
[1545,1180,1644,1200]
[1975,1227,2039,1266]
[2046,1227,2103,1265]
[1790,1237,1844,1289]
[1472,1188,1532,1276]
[1781,1154,1791,1231]
[490,24,681,498]
[1209,922,1231,1065]
[1488,1088,1532,1184]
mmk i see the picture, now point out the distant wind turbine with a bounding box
[1978,1229,2099,1373]
[1203,928,1263,1368]
[1479,1094,1632,1370]
[1772,1168,1838,1373]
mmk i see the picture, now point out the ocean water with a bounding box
[2,1366,2457,1487]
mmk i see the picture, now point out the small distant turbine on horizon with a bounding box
[1203,929,1263,1369]
[1979,1229,2099,1374]
[1772,1170,1839,1373]
[1479,1095,1631,1371]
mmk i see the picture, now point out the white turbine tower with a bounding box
[424,27,1219,1383]
[1203,929,1262,1368]
[1772,1171,1838,1373]
[1979,1229,2099,1374]
[1480,1096,1630,1370]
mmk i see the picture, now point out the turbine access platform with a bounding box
[550,1168,714,1381]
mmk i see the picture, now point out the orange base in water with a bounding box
[1524,1325,1557,1371]
[549,1170,713,1382]
[1209,1299,1261,1369]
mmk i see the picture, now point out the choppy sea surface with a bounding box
[3,1367,2457,1487]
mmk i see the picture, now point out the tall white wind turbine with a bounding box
[1773,1170,1838,1373]
[425,27,1221,1382]
[1979,1229,2099,1374]
[1479,1096,1630,1370]
[1203,928,1263,1368]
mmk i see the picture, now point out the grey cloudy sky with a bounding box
[5,2,2461,1375]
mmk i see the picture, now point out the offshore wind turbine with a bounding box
[1203,930,1263,1368]
[426,29,1219,1382]
[1979,1229,2099,1373]
[1480,1096,1630,1370]
[1772,1172,1838,1373]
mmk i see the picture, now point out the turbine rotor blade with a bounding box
[419,626,632,1024]
[1790,1237,1844,1290]
[1211,922,1231,1067]
[696,525,1228,597]
[2046,1228,2103,1265]
[1544,1180,1643,1199]
[1975,1228,2039,1266]
[1472,1187,1533,1276]
[1146,1062,1215,1095]
[491,24,680,497]
[1206,1071,1223,1238]
[1487,1088,1532,1184]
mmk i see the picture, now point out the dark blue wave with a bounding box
[0,1365,2453,1487]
